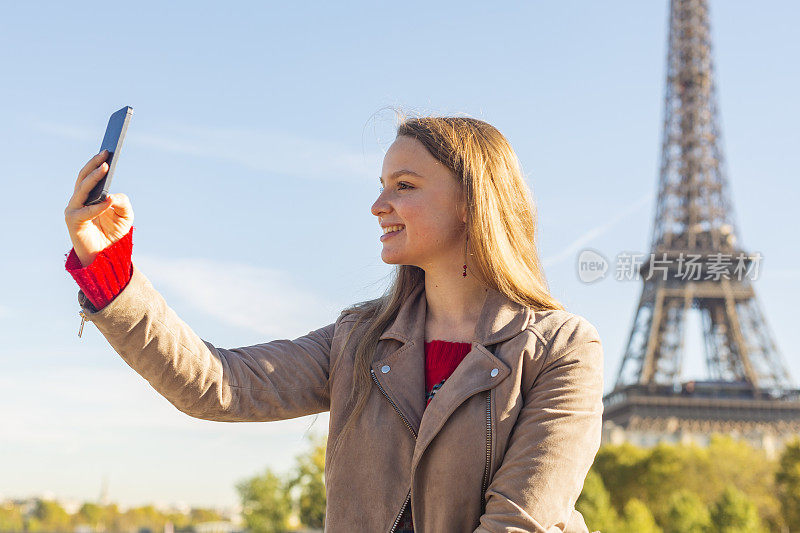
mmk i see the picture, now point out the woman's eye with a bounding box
[378,182,412,193]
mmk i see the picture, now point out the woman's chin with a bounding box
[380,249,405,265]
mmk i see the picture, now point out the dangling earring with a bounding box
[462,233,468,278]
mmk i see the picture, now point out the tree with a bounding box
[621,498,661,533]
[190,507,224,524]
[28,499,71,532]
[592,442,650,511]
[123,504,166,533]
[236,468,293,533]
[0,503,24,532]
[287,433,327,529]
[77,502,107,531]
[593,435,783,529]
[776,438,800,530]
[636,441,699,522]
[101,503,124,532]
[576,469,621,533]
[664,490,710,533]
[699,435,780,526]
[710,486,763,533]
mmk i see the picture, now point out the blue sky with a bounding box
[1,0,798,511]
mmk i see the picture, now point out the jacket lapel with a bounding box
[371,282,428,434]
[370,281,531,450]
[411,342,510,469]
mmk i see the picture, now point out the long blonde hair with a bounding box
[338,113,564,435]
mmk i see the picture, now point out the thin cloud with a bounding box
[543,190,653,268]
[134,253,342,339]
[32,120,382,183]
[0,366,329,452]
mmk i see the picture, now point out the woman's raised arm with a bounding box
[76,265,345,422]
[66,150,344,422]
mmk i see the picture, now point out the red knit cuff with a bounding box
[65,226,134,310]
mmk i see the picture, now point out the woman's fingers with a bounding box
[68,162,108,210]
[74,150,108,192]
[107,193,133,220]
[68,193,133,227]
[70,196,114,225]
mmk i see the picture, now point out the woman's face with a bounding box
[372,135,466,269]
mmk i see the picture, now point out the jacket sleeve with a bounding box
[77,263,344,423]
[474,315,604,533]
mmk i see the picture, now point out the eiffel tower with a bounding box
[602,0,800,455]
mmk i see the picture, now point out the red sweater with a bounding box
[64,228,469,532]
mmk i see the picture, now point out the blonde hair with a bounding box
[338,113,563,435]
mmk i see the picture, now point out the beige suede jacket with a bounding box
[76,264,604,533]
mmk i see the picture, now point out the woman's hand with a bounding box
[65,150,134,267]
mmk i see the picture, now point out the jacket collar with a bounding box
[371,281,531,456]
[378,282,530,346]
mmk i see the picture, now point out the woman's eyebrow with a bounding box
[379,169,424,185]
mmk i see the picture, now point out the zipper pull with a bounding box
[78,310,87,338]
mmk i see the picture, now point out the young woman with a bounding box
[64,116,604,532]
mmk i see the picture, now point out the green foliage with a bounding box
[100,503,124,532]
[29,499,71,532]
[0,503,24,532]
[189,507,223,524]
[77,502,105,529]
[286,433,327,529]
[122,504,166,532]
[621,498,661,533]
[582,435,794,532]
[0,498,226,533]
[592,442,649,510]
[776,438,800,530]
[710,486,763,532]
[236,469,293,533]
[664,490,710,533]
[701,435,780,527]
[576,469,621,533]
[235,432,328,532]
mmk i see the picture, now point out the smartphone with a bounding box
[85,105,133,206]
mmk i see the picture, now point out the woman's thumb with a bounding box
[108,193,133,218]
[80,195,113,221]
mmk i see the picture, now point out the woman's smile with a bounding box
[380,224,405,241]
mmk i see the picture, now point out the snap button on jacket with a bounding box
[77,265,604,532]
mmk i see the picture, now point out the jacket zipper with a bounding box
[480,389,492,513]
[391,490,411,533]
[370,368,417,532]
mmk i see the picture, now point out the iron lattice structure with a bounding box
[611,0,794,397]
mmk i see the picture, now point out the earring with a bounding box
[462,234,468,278]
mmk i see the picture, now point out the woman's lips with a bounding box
[380,227,404,242]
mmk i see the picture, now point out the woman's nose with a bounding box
[371,192,391,217]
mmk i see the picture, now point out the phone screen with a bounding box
[85,106,133,206]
